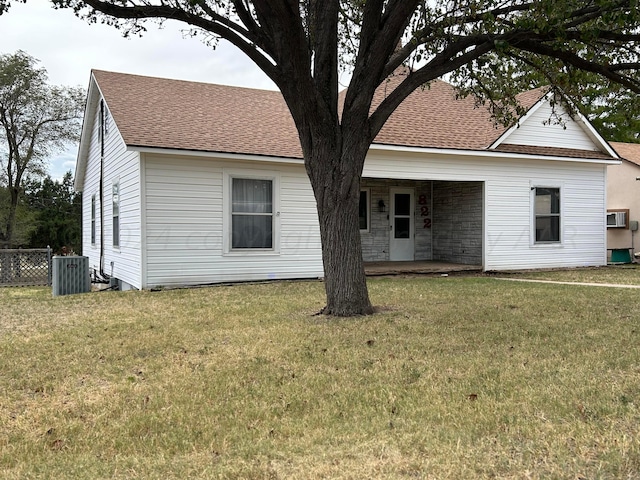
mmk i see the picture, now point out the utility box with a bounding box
[610,248,632,264]
[52,256,91,297]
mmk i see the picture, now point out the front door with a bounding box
[389,188,415,261]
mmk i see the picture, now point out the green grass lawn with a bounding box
[1,269,639,479]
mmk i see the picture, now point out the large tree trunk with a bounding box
[4,187,19,248]
[307,141,374,316]
[317,188,373,316]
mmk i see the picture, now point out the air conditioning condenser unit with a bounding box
[52,256,91,296]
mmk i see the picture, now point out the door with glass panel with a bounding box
[389,188,414,261]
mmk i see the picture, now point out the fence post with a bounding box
[2,250,10,283]
[47,245,52,287]
[16,247,22,278]
[0,250,6,284]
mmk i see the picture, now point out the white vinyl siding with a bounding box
[102,128,141,288]
[364,149,607,271]
[79,94,141,288]
[80,97,103,268]
[142,147,606,286]
[505,102,599,151]
[143,155,322,288]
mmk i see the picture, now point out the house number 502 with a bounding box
[418,195,431,229]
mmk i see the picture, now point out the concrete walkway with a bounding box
[495,277,640,289]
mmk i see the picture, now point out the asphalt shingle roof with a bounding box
[371,76,506,150]
[94,70,302,158]
[92,69,612,161]
[611,142,640,166]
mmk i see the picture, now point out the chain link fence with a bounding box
[0,248,52,287]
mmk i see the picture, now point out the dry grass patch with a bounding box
[498,264,640,285]
[1,275,639,479]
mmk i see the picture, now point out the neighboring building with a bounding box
[608,142,640,261]
[75,70,619,290]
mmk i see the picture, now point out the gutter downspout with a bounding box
[99,100,105,276]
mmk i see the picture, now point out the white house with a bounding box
[75,70,619,290]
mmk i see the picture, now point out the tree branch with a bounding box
[343,0,420,128]
[513,38,640,93]
[369,39,495,140]
[79,0,282,84]
[309,0,339,120]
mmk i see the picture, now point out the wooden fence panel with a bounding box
[0,248,52,287]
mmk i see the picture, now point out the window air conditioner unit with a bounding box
[606,211,628,229]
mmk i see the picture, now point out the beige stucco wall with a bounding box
[607,160,640,253]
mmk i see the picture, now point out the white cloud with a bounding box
[0,1,274,89]
[47,149,77,181]
[0,1,275,179]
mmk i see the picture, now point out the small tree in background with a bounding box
[0,50,84,248]
[24,172,82,253]
[0,183,36,247]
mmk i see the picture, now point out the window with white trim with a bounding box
[112,182,120,248]
[359,189,369,231]
[91,194,96,245]
[534,187,560,243]
[231,177,273,249]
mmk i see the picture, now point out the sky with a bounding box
[1,0,275,181]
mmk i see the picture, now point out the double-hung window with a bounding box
[91,195,96,245]
[231,177,274,249]
[112,182,120,248]
[534,187,561,243]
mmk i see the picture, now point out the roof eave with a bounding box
[369,142,621,165]
[74,71,100,192]
[128,145,305,164]
[130,142,620,165]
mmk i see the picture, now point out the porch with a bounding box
[360,178,484,266]
[364,260,482,276]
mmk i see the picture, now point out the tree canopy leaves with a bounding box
[24,172,82,253]
[0,172,81,251]
[28,1,636,128]
[0,50,84,247]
